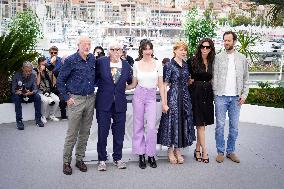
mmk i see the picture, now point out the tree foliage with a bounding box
[7,9,43,51]
[233,15,253,26]
[0,9,41,103]
[250,0,284,26]
[184,8,217,57]
[236,31,259,63]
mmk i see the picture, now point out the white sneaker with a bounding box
[98,161,107,171]
[49,115,59,121]
[41,116,47,123]
[113,160,127,169]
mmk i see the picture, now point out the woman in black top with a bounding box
[188,38,215,163]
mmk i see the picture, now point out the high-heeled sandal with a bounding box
[168,148,177,164]
[174,149,184,164]
[194,150,202,162]
[202,153,209,163]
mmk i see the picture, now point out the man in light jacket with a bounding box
[213,31,249,164]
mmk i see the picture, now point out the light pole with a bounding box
[130,0,132,36]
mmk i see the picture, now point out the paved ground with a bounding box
[0,120,283,189]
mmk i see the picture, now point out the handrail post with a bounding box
[279,52,283,82]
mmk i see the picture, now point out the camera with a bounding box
[23,96,29,102]
[44,92,55,106]
[17,81,28,93]
[17,81,29,102]
[96,51,105,59]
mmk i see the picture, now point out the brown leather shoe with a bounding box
[75,160,87,172]
[226,153,240,163]
[216,154,224,163]
[63,163,72,175]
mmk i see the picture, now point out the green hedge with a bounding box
[246,87,284,108]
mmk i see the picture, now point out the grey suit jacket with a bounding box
[212,50,249,99]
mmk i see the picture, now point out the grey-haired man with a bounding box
[11,61,44,130]
[57,36,96,175]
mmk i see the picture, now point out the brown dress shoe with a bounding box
[216,154,224,163]
[63,163,72,175]
[226,153,240,163]
[75,160,87,172]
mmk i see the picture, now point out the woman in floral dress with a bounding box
[158,41,195,164]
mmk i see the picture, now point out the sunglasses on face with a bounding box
[201,45,211,49]
[50,51,58,55]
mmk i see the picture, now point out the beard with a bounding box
[225,44,234,51]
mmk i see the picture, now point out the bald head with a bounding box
[77,36,91,59]
[77,36,90,45]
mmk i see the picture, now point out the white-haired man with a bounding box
[57,36,96,175]
[95,41,132,171]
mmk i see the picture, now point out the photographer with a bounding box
[12,61,44,130]
[45,46,67,120]
[121,47,134,67]
[93,46,105,59]
[46,46,62,76]
[36,57,60,122]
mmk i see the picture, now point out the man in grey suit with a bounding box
[213,31,249,163]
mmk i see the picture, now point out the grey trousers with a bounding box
[63,94,95,164]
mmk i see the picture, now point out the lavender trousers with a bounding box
[132,85,157,157]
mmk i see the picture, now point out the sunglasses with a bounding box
[110,48,121,52]
[50,51,58,55]
[201,45,211,49]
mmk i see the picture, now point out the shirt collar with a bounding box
[75,51,91,62]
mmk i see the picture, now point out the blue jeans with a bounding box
[12,94,42,122]
[215,96,241,154]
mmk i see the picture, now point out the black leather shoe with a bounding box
[148,156,157,168]
[16,120,24,130]
[139,155,146,169]
[75,160,87,172]
[36,119,44,127]
[63,163,72,175]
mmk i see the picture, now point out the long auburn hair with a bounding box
[192,38,215,70]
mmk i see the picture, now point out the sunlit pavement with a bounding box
[0,120,283,189]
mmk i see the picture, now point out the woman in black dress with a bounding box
[188,38,215,163]
[158,41,195,164]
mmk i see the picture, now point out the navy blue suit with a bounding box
[95,56,132,161]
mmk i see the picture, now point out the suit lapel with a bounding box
[105,57,113,81]
[115,60,125,85]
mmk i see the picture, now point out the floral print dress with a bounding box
[158,58,196,148]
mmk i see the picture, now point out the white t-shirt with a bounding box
[133,60,163,88]
[110,61,122,84]
[224,53,237,96]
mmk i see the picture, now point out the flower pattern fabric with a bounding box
[158,58,196,148]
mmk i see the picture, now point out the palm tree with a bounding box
[236,31,259,63]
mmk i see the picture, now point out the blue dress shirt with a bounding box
[56,52,96,101]
[11,71,38,94]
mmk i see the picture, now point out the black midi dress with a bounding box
[188,59,214,126]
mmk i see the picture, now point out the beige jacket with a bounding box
[212,50,249,99]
